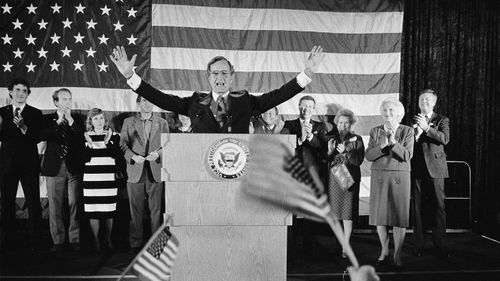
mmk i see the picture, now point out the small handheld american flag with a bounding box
[242,135,359,268]
[118,219,179,281]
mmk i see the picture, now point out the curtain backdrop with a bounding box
[400,0,500,239]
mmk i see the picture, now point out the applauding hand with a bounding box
[109,46,137,79]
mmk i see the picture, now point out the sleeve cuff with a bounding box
[296,71,312,88]
[127,72,142,90]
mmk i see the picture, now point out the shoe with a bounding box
[413,248,423,257]
[376,255,390,266]
[393,263,403,271]
[50,244,64,252]
[70,243,81,252]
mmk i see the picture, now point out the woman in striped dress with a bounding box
[83,108,121,252]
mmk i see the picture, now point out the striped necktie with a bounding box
[60,117,70,159]
[215,95,226,128]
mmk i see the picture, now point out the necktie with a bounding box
[60,116,70,159]
[216,95,226,128]
[14,107,20,117]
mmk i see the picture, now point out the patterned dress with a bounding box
[82,133,120,218]
[325,132,365,220]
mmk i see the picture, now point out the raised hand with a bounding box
[109,46,137,79]
[304,45,325,76]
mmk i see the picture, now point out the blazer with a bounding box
[133,78,305,133]
[411,113,449,178]
[0,104,42,174]
[40,112,86,176]
[283,118,325,169]
[365,124,414,171]
[321,131,365,183]
[120,114,169,183]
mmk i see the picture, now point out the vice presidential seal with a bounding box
[208,138,250,179]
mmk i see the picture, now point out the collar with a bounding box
[425,111,433,119]
[383,123,400,132]
[211,91,229,102]
[12,103,26,112]
[139,112,153,121]
[299,118,311,124]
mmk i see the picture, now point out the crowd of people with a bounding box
[0,45,450,280]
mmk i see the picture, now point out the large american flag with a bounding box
[1,0,404,213]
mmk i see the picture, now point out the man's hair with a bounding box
[419,88,438,99]
[299,95,316,105]
[206,56,234,75]
[52,88,72,102]
[8,78,31,94]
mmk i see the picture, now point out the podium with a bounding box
[161,134,295,281]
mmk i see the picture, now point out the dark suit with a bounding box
[0,104,42,248]
[411,113,450,249]
[283,118,326,257]
[40,112,85,245]
[133,78,305,133]
[283,118,325,171]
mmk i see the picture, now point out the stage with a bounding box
[1,218,499,281]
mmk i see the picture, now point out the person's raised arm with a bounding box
[303,45,325,77]
[109,46,137,80]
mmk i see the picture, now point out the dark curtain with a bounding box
[400,0,500,239]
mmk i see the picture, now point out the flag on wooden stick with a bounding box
[118,218,179,281]
[241,135,359,268]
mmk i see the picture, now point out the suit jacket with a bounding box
[411,113,449,178]
[40,112,86,176]
[0,104,42,174]
[120,114,169,183]
[134,78,305,133]
[365,125,414,171]
[283,118,325,169]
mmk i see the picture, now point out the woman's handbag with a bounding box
[330,163,355,191]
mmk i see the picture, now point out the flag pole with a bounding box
[308,166,359,269]
[116,215,173,281]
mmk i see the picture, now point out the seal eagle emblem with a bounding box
[208,138,250,179]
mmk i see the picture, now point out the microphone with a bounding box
[187,110,205,133]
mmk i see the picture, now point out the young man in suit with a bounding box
[0,78,43,252]
[283,95,328,259]
[109,45,324,133]
[283,96,326,170]
[40,88,86,252]
[411,89,450,258]
[120,96,169,253]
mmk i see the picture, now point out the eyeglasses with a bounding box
[209,71,232,77]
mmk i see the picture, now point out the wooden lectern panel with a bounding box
[171,226,287,281]
[167,181,292,226]
[161,134,296,182]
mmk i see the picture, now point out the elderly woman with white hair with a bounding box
[365,99,414,267]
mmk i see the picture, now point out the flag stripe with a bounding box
[152,4,403,34]
[153,0,403,13]
[2,89,396,116]
[151,47,401,74]
[152,27,401,54]
[150,70,400,94]
[133,263,163,281]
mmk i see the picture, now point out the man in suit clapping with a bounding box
[0,78,43,252]
[411,89,450,258]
